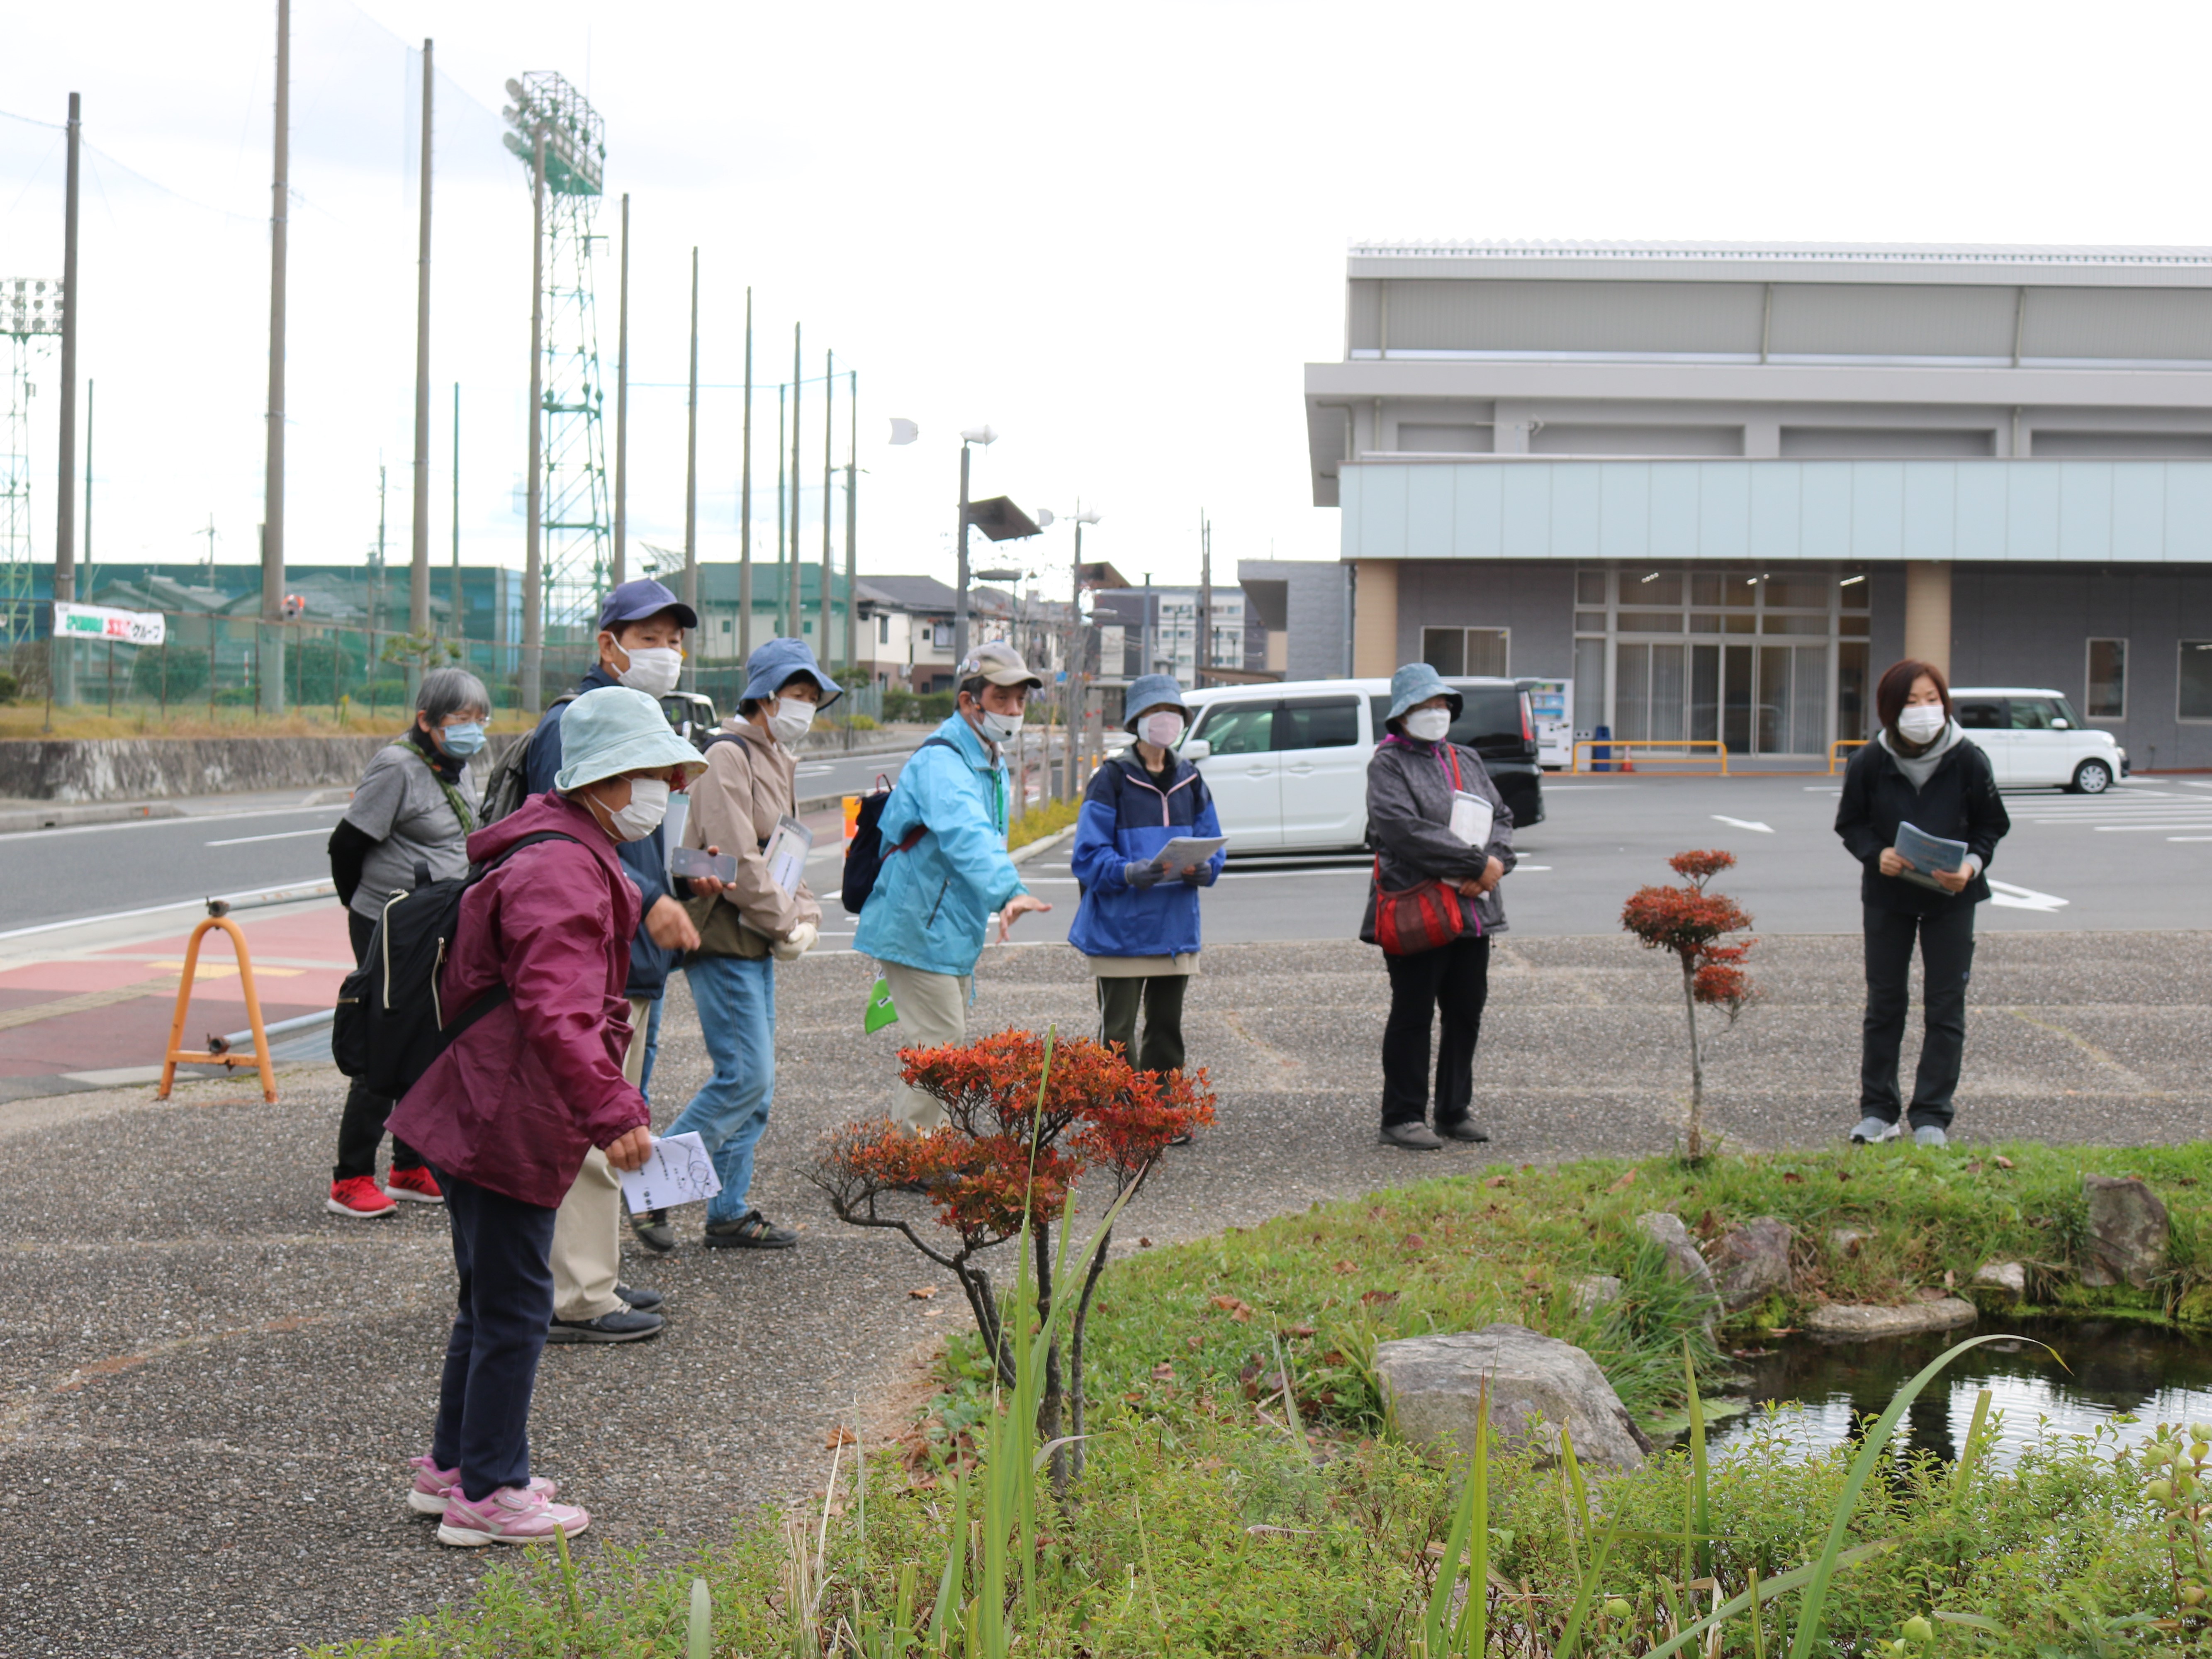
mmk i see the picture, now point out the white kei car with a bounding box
[1947,686,2129,793]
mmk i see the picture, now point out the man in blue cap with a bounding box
[523,577,720,1341]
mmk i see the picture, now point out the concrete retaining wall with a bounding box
[0,734,526,803]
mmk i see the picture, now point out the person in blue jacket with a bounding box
[1068,674,1224,1081]
[853,641,1055,1129]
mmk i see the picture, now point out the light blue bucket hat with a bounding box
[1385,662,1463,726]
[1122,672,1190,734]
[740,636,842,710]
[553,686,709,792]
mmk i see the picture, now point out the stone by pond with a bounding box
[1703,1315,2212,1468]
[1375,1324,1653,1469]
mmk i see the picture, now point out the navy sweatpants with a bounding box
[429,1169,559,1502]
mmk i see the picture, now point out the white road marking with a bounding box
[1986,878,2069,912]
[1,803,346,842]
[2168,836,2212,843]
[1513,865,1552,872]
[2092,824,2212,832]
[1711,815,1774,832]
[204,827,333,847]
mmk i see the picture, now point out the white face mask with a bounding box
[612,643,683,698]
[597,776,669,842]
[1404,707,1452,744]
[768,696,816,746]
[1140,711,1185,749]
[1896,705,1947,744]
[977,705,1024,745]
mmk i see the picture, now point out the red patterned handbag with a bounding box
[1370,742,1473,956]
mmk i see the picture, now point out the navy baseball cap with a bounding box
[596,577,698,634]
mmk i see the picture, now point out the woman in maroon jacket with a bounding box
[387,686,706,1547]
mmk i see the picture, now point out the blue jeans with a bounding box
[638,995,664,1104]
[664,954,775,1222]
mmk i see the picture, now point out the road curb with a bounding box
[1010,825,1076,866]
[0,800,187,834]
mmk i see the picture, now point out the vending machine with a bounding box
[1518,678,1574,769]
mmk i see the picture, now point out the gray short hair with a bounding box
[417,666,492,725]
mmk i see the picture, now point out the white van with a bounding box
[1174,677,1541,854]
[1947,687,2128,793]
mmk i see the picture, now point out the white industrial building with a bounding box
[1304,241,2212,766]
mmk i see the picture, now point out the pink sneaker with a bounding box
[436,1483,590,1547]
[406,1455,557,1515]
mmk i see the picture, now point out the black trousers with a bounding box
[1095,973,1189,1076]
[1380,933,1491,1128]
[1861,903,1977,1130]
[430,1169,558,1502]
[332,908,423,1182]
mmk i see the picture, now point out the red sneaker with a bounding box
[327,1175,398,1219]
[385,1166,444,1204]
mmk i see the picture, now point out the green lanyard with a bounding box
[395,742,475,835]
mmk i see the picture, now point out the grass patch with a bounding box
[319,1142,2212,1656]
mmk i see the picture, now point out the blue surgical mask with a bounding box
[437,720,487,757]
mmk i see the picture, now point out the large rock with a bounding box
[1572,1274,1623,1317]
[1635,1212,1720,1306]
[1707,1217,1793,1314]
[1374,1324,1652,1469]
[1971,1261,2027,1300]
[1805,1298,1977,1338]
[2081,1175,2169,1289]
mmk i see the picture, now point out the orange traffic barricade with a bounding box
[156,899,277,1104]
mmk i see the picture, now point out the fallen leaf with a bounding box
[1963,1161,1983,1175]
[1210,1294,1256,1322]
[1763,1326,1798,1336]
[1360,1289,1399,1306]
[1993,1155,2016,1170]
[1606,1169,1638,1193]
[825,1426,859,1449]
[1837,1170,1851,1183]
[1943,1269,1956,1290]
[1186,1333,1202,1352]
[1124,1391,1145,1404]
[1403,1235,1426,1251]
[1139,1237,1154,1248]
[1150,1362,1176,1382]
[1333,1260,1359,1275]
[1732,1347,1775,1359]
[1486,1175,1511,1189]
[1781,1171,1805,1185]
[1913,1286,1947,1302]
[1284,1323,1317,1338]
[908,1286,937,1300]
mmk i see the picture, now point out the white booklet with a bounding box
[761,815,814,896]
[618,1131,723,1215]
[1449,790,1494,849]
[1894,820,1970,891]
[1151,834,1227,871]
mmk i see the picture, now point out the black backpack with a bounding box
[477,693,578,825]
[840,736,958,915]
[333,831,578,1098]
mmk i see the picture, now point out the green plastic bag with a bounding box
[864,976,900,1034]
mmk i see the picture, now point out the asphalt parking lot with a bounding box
[876,772,2212,951]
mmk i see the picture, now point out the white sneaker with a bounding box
[1850,1116,1902,1144]
[1913,1125,1949,1148]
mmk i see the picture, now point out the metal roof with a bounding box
[1350,241,2212,268]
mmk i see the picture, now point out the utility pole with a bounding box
[450,382,461,640]
[843,368,857,683]
[612,192,630,584]
[820,348,833,669]
[372,462,388,634]
[955,442,971,662]
[407,39,434,681]
[738,286,752,659]
[519,123,546,710]
[1198,512,1212,689]
[52,92,81,703]
[81,379,93,591]
[775,385,786,640]
[682,246,699,685]
[260,5,290,714]
[789,323,801,642]
[1066,516,1085,802]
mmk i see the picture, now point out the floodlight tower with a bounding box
[502,73,611,670]
[1,279,63,649]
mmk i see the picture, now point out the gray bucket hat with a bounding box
[553,686,709,792]
[1386,662,1463,726]
[1122,672,1190,734]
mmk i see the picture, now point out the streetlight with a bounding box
[1062,506,1102,800]
[952,425,1041,660]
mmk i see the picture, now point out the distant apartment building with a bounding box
[1304,241,2212,764]
[1091,586,1249,685]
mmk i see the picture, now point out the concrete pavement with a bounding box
[5,927,2211,1655]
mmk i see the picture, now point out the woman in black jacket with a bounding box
[1834,658,2010,1149]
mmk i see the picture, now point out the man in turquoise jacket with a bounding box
[854,642,1054,1127]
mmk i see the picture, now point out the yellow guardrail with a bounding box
[1570,739,1730,776]
[1830,739,1869,774]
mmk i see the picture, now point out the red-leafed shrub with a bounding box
[1622,849,1759,1159]
[810,1027,1213,1485]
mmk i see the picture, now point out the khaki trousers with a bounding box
[881,962,970,1131]
[550,995,652,1322]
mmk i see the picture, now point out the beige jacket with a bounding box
[680,720,821,943]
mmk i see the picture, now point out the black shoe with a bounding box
[1167,1131,1195,1147]
[1436,1119,1490,1143]
[546,1307,664,1343]
[627,1207,676,1255]
[703,1210,799,1250]
[1379,1121,1444,1151]
[616,1283,664,1312]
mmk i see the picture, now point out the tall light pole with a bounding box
[1065,505,1100,800]
[842,368,857,680]
[407,39,434,677]
[682,246,698,685]
[820,349,834,666]
[738,287,752,658]
[788,324,802,641]
[519,123,546,710]
[611,192,630,585]
[260,6,290,715]
[54,91,81,704]
[953,425,996,662]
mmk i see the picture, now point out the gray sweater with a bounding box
[1361,737,1516,942]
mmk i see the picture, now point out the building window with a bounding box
[1421,627,1509,677]
[878,615,891,645]
[720,618,732,634]
[2180,642,2212,721]
[2086,638,2126,719]
[931,622,953,650]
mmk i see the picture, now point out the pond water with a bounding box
[1701,1316,2212,1467]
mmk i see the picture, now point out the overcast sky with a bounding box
[6,0,2210,609]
